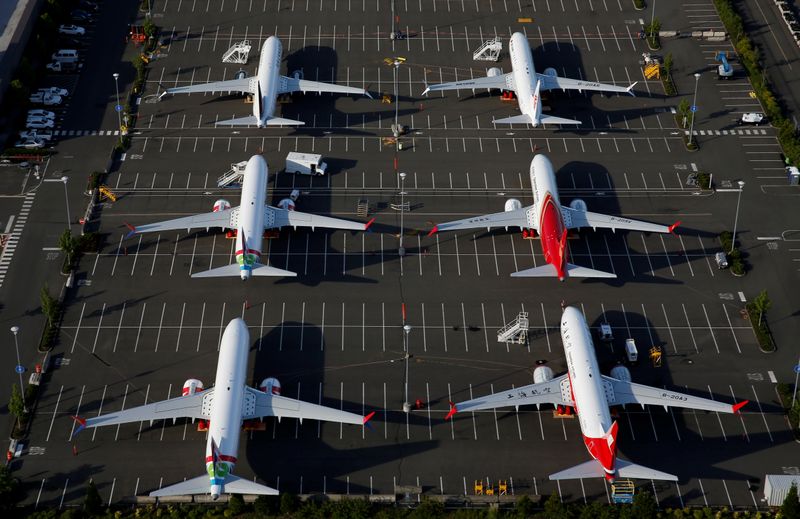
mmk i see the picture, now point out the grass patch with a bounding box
[777,383,800,439]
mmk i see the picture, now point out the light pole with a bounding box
[392,59,401,138]
[398,171,407,257]
[112,72,122,132]
[731,180,745,254]
[688,73,701,146]
[402,324,411,413]
[44,176,71,229]
[10,326,27,414]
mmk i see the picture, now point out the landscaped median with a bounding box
[777,383,800,440]
[746,290,775,353]
[713,0,800,166]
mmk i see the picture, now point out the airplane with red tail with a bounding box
[428,154,680,280]
[445,306,748,482]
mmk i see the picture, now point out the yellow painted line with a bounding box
[518,17,533,23]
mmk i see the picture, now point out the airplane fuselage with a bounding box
[508,32,538,123]
[205,318,250,499]
[235,155,269,279]
[560,307,617,480]
[529,155,568,280]
[253,36,283,126]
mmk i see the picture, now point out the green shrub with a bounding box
[633,0,645,8]
[696,172,711,189]
[746,302,774,351]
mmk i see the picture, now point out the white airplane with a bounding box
[125,155,373,279]
[72,318,375,500]
[422,32,636,127]
[164,35,370,127]
[428,154,679,280]
[446,306,748,482]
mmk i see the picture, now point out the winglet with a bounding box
[363,411,376,425]
[427,225,438,238]
[445,401,458,420]
[668,221,681,234]
[124,222,137,239]
[732,400,749,414]
[422,86,430,96]
[364,90,373,100]
[364,218,375,231]
[626,82,638,96]
[71,415,87,436]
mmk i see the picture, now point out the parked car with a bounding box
[790,22,800,31]
[783,12,796,22]
[18,130,53,141]
[26,118,55,129]
[714,252,729,269]
[28,92,63,106]
[58,24,86,35]
[35,87,68,98]
[740,112,765,125]
[15,138,46,149]
[70,10,93,21]
[27,109,56,119]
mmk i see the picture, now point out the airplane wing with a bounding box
[128,208,238,236]
[78,390,211,430]
[422,72,515,95]
[449,375,571,416]
[538,74,636,95]
[604,376,748,414]
[562,206,676,234]
[244,387,368,425]
[429,205,534,235]
[165,77,255,96]
[279,76,369,97]
[265,206,366,231]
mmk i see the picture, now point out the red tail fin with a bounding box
[556,228,569,279]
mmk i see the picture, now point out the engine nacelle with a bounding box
[488,67,503,77]
[544,67,558,77]
[610,365,631,382]
[505,198,523,212]
[533,366,554,384]
[260,377,282,395]
[569,198,587,212]
[234,69,248,80]
[213,199,231,212]
[183,378,204,396]
[277,198,295,211]
[292,70,304,80]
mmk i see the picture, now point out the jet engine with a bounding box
[234,69,248,80]
[533,366,554,384]
[292,70,304,80]
[609,365,631,382]
[488,67,503,77]
[213,199,231,212]
[505,198,523,212]
[569,198,587,212]
[277,198,295,211]
[182,378,204,396]
[543,67,558,77]
[260,377,282,395]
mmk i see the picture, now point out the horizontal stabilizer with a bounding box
[549,460,606,480]
[511,263,616,278]
[222,476,280,495]
[215,115,260,127]
[540,114,582,125]
[191,263,297,278]
[150,475,279,497]
[265,116,305,126]
[493,114,533,125]
[616,459,678,481]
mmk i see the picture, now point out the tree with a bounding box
[40,285,58,326]
[678,99,692,128]
[409,498,445,519]
[663,53,674,75]
[781,483,800,519]
[279,493,299,515]
[543,492,570,519]
[0,465,19,510]
[59,230,76,257]
[515,495,536,518]
[752,290,772,326]
[84,479,103,515]
[227,493,245,515]
[9,385,26,419]
[631,490,658,519]
[254,495,278,516]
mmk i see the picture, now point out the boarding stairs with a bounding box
[222,40,252,64]
[473,38,502,61]
[217,161,247,187]
[496,312,529,344]
[611,480,635,504]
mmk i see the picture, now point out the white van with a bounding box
[285,152,327,176]
[624,339,638,363]
[52,49,79,63]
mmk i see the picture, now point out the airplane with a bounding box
[422,32,636,127]
[427,154,679,280]
[72,318,375,500]
[125,154,373,279]
[163,35,371,127]
[445,306,748,482]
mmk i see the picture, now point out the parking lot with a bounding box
[4,0,800,511]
